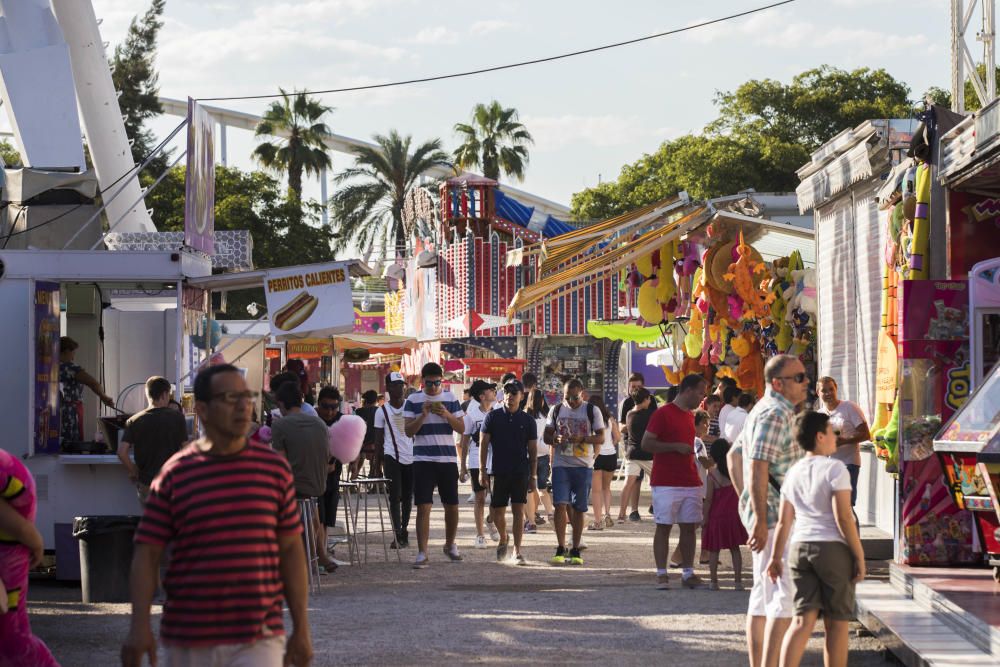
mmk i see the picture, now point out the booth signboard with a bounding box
[947,191,1000,279]
[630,342,671,388]
[353,307,385,334]
[183,98,215,255]
[286,338,334,359]
[34,282,60,454]
[263,262,354,339]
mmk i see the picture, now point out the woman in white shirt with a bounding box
[589,395,620,531]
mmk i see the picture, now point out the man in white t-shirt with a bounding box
[816,377,871,509]
[717,385,740,440]
[460,380,498,548]
[375,372,415,549]
[723,392,754,444]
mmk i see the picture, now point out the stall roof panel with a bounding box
[186,259,371,292]
[711,211,815,267]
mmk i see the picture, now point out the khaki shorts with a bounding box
[790,541,857,621]
[626,459,653,477]
[165,635,284,667]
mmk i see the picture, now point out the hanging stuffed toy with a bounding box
[684,307,704,359]
[638,279,662,325]
[909,161,931,279]
[736,339,765,397]
[656,241,678,303]
[723,230,774,319]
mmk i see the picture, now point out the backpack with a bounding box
[550,402,598,436]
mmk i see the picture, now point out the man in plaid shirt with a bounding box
[738,354,809,667]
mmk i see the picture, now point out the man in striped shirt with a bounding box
[121,364,312,667]
[404,362,466,569]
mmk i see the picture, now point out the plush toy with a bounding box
[873,397,900,472]
[636,251,655,278]
[723,231,774,318]
[789,309,813,355]
[730,332,751,357]
[736,339,765,397]
[638,279,662,325]
[709,324,724,364]
[656,242,678,303]
[909,162,930,279]
[786,268,817,320]
[328,414,367,463]
[684,307,704,358]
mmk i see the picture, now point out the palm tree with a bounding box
[453,100,533,182]
[329,130,451,258]
[253,88,333,202]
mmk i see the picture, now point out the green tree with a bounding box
[146,165,335,317]
[253,89,333,203]
[453,100,533,181]
[571,66,913,221]
[0,139,21,167]
[329,130,450,257]
[923,64,1000,111]
[111,0,166,173]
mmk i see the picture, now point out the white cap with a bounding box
[386,371,406,384]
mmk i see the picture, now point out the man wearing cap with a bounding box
[375,372,414,549]
[460,379,499,549]
[480,379,537,565]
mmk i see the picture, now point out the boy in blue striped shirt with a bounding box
[404,362,466,568]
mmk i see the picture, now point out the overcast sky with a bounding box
[91,0,953,208]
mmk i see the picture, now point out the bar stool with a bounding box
[352,477,401,564]
[296,498,322,594]
[337,480,362,566]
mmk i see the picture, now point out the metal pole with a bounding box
[954,0,966,112]
[320,165,329,227]
[985,0,996,102]
[90,150,187,250]
[219,122,228,167]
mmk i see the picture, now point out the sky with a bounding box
[90,0,953,209]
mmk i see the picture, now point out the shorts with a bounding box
[790,541,856,621]
[536,455,551,490]
[491,469,530,507]
[470,467,487,494]
[593,453,618,472]
[627,459,653,477]
[749,528,794,619]
[651,486,703,525]
[551,466,593,513]
[413,461,460,506]
[165,635,284,667]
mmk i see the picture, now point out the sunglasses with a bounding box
[210,390,259,405]
[424,380,442,387]
[566,393,583,402]
[318,402,341,411]
[777,372,808,384]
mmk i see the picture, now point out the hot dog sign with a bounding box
[263,262,354,339]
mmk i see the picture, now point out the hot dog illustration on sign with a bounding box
[273,291,319,331]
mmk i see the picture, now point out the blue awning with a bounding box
[494,189,574,238]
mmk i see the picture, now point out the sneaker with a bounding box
[443,544,463,562]
[390,541,400,550]
[604,515,614,529]
[568,548,584,565]
[535,513,547,525]
[617,516,627,524]
[648,504,654,515]
[524,521,537,534]
[550,547,567,565]
[489,523,501,542]
[656,574,670,590]
[708,582,720,591]
[496,542,508,562]
[413,553,429,569]
[513,552,527,566]
[682,573,708,589]
[474,535,488,549]
[577,542,587,551]
[628,511,641,522]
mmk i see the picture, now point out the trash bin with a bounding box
[72,515,140,603]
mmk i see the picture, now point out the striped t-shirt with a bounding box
[403,390,463,463]
[134,440,301,647]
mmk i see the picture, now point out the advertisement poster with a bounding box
[947,191,1000,278]
[353,307,386,334]
[899,280,968,342]
[264,262,354,339]
[34,282,60,454]
[184,97,215,255]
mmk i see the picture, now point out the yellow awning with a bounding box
[332,333,417,353]
[507,205,711,318]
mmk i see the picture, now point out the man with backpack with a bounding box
[374,372,414,549]
[544,378,605,565]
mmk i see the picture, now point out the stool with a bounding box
[352,477,400,564]
[296,498,322,594]
[337,480,362,566]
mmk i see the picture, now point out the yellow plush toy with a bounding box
[656,241,677,303]
[638,279,662,324]
[636,251,655,278]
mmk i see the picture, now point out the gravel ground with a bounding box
[29,483,890,666]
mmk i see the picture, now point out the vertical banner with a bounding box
[34,282,60,454]
[184,97,216,255]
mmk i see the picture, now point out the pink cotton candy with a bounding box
[328,414,366,463]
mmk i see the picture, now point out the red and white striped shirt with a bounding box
[134,440,301,647]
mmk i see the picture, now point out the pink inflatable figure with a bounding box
[328,414,366,464]
[0,448,59,666]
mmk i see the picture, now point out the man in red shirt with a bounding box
[121,364,313,667]
[641,373,709,590]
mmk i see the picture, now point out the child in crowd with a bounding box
[701,438,747,590]
[767,411,866,667]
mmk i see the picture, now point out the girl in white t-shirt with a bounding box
[588,395,620,531]
[767,411,866,667]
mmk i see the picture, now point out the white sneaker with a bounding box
[474,535,488,549]
[488,521,500,542]
[466,493,476,504]
[413,553,429,569]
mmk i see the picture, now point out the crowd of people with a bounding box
[1,350,871,667]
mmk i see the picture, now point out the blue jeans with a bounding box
[845,463,860,506]
[551,466,593,513]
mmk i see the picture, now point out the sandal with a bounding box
[587,521,603,531]
[604,515,614,529]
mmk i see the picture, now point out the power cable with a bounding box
[197,0,799,102]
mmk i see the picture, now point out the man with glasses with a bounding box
[479,379,538,564]
[375,372,414,549]
[738,354,809,667]
[544,378,605,565]
[315,386,345,563]
[272,381,336,574]
[404,362,466,568]
[123,364,312,667]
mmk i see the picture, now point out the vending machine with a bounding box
[897,280,977,565]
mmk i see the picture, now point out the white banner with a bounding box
[264,262,354,340]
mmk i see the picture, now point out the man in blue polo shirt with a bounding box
[480,380,538,565]
[404,362,465,569]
